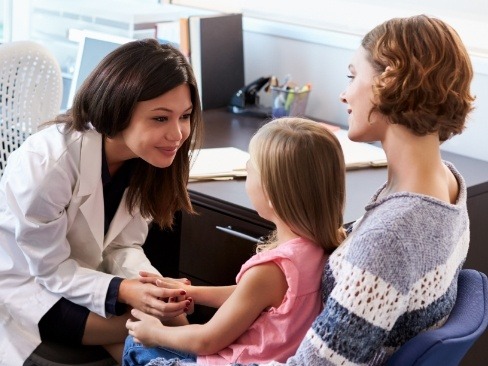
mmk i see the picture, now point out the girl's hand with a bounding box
[126,308,165,346]
[118,279,191,321]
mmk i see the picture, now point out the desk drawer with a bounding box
[179,204,272,286]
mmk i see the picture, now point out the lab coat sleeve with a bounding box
[3,149,114,317]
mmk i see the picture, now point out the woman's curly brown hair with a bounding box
[362,14,475,141]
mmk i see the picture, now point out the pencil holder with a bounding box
[271,87,310,118]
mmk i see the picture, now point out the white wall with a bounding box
[242,20,488,162]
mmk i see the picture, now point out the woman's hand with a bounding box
[156,278,195,315]
[138,271,194,314]
[126,308,166,346]
[138,271,191,287]
[118,278,191,321]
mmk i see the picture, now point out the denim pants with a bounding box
[123,335,197,366]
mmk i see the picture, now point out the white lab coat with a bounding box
[0,124,160,365]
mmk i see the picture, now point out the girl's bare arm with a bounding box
[127,262,288,354]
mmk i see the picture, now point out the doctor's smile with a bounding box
[157,146,179,153]
[107,83,193,169]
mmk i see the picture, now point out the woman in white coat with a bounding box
[0,39,203,365]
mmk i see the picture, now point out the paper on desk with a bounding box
[189,132,386,181]
[334,130,387,169]
[189,147,250,181]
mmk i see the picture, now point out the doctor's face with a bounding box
[120,84,192,168]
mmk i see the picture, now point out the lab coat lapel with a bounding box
[103,190,138,247]
[77,130,104,250]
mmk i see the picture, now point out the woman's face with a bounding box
[117,84,192,168]
[340,47,387,142]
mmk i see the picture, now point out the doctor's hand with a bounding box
[138,271,191,286]
[118,278,191,321]
[138,271,194,315]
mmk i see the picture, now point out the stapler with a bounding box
[228,76,273,118]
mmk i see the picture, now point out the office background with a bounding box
[176,0,488,161]
[1,0,487,161]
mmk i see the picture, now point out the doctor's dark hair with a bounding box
[55,39,203,228]
[249,118,346,254]
[362,14,475,142]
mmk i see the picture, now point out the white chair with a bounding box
[0,40,63,175]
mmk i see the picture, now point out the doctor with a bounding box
[0,39,202,365]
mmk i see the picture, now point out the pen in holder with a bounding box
[271,85,310,118]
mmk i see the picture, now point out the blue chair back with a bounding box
[387,269,488,365]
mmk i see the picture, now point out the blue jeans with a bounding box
[123,335,197,366]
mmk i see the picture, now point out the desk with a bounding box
[144,108,488,362]
[190,108,488,243]
[189,109,384,224]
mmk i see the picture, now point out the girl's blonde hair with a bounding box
[249,118,346,254]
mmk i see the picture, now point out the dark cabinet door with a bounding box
[179,204,273,286]
[143,212,182,278]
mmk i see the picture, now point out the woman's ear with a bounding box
[379,66,394,89]
[382,66,393,80]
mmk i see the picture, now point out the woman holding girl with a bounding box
[135,13,474,366]
[278,14,473,366]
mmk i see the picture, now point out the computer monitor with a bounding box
[67,31,133,109]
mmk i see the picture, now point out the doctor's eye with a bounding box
[153,116,169,123]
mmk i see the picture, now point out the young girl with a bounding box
[123,117,347,365]
[0,39,203,365]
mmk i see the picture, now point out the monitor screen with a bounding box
[67,31,133,109]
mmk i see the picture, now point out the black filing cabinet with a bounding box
[178,202,274,322]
